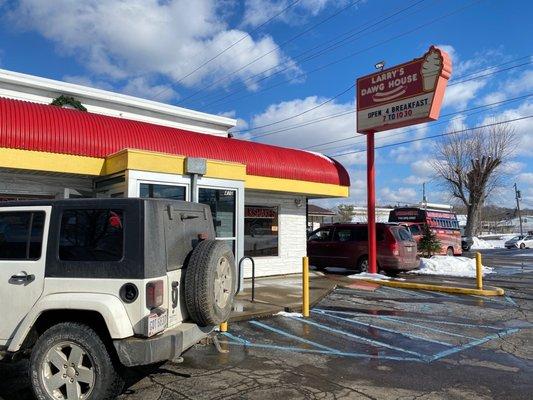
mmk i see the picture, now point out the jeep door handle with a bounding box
[9,272,35,285]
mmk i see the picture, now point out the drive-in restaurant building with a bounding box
[0,69,349,279]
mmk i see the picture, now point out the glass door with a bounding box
[198,188,236,254]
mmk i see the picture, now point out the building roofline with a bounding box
[0,68,237,129]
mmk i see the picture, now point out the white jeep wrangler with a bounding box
[0,198,236,400]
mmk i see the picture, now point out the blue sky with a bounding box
[1,0,532,209]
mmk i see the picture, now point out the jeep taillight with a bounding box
[146,280,164,309]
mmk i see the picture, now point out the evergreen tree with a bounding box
[418,224,442,257]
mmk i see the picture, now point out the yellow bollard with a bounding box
[219,321,228,332]
[302,256,310,317]
[476,252,483,290]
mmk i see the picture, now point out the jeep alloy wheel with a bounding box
[41,341,95,400]
[30,322,124,400]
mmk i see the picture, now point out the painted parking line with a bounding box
[315,308,503,330]
[284,315,428,359]
[221,332,423,362]
[381,286,430,298]
[428,328,520,361]
[312,309,454,347]
[249,320,337,352]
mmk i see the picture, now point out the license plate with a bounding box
[406,247,412,252]
[147,310,167,337]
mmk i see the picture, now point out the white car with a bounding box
[505,235,533,249]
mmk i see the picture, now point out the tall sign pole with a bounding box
[367,131,376,273]
[356,46,452,274]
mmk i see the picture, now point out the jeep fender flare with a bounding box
[7,293,134,352]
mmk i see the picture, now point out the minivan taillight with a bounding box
[389,241,400,256]
[384,230,400,256]
[146,280,164,309]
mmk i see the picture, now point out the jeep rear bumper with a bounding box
[113,323,213,367]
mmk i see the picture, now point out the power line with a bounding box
[176,0,363,106]
[306,92,533,152]
[329,115,533,157]
[231,83,355,134]
[198,0,483,110]
[186,0,430,107]
[151,0,303,101]
[243,61,531,142]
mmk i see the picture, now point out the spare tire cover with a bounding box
[184,240,236,326]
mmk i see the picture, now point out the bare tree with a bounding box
[337,204,356,223]
[431,121,517,237]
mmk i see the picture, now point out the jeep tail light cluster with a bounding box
[146,280,164,309]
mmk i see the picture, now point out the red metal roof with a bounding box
[0,97,349,186]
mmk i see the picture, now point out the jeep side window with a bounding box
[0,211,45,260]
[59,209,124,261]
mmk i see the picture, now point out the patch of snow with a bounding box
[409,256,493,278]
[275,311,303,318]
[471,237,494,249]
[347,272,392,280]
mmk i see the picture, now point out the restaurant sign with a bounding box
[356,46,452,133]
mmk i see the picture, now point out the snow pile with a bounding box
[347,272,392,280]
[409,256,493,278]
[470,237,494,249]
[276,311,303,318]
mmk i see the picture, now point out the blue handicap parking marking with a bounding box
[220,311,521,363]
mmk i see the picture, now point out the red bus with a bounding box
[388,207,462,256]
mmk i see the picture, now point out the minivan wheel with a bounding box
[185,240,236,326]
[446,247,454,256]
[520,243,526,249]
[29,322,124,400]
[357,256,369,273]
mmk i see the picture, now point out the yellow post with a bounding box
[219,321,228,332]
[476,252,483,290]
[302,256,310,317]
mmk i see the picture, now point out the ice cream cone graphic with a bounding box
[421,49,442,91]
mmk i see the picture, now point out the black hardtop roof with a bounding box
[0,198,191,208]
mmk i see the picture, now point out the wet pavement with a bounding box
[1,254,532,399]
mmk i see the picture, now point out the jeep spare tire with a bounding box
[184,240,236,326]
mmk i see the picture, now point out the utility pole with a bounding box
[422,182,427,204]
[514,182,524,236]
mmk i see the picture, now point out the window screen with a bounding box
[59,209,124,261]
[0,212,45,260]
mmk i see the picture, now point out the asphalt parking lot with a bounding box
[1,250,532,400]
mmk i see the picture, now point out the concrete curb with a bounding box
[228,282,338,322]
[361,279,505,296]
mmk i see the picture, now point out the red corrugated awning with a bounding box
[0,97,350,187]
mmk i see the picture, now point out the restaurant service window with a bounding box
[244,206,278,257]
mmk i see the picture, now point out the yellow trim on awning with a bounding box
[0,148,348,198]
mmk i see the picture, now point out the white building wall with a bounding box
[244,191,306,278]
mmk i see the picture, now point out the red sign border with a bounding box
[356,46,452,134]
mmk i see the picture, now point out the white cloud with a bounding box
[442,80,487,110]
[241,0,349,28]
[240,95,355,151]
[7,0,299,91]
[121,77,178,102]
[379,187,418,204]
[480,100,533,156]
[518,172,533,185]
[411,159,435,177]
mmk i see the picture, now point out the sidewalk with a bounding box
[229,272,337,322]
